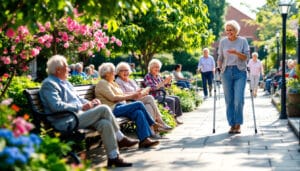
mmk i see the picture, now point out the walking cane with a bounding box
[213,78,217,133]
[250,87,258,134]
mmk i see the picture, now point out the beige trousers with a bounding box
[139,95,165,125]
[77,104,120,156]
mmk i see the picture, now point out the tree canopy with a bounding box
[114,0,214,73]
[0,0,153,30]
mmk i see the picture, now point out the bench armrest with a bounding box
[151,89,166,104]
[43,111,79,134]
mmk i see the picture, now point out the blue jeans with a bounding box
[176,80,191,89]
[221,66,247,126]
[201,71,214,96]
[113,101,154,141]
[265,79,272,93]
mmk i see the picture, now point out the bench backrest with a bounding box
[23,84,96,132]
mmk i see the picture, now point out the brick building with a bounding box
[212,5,259,59]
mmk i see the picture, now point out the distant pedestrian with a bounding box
[217,20,250,134]
[197,48,215,99]
[247,52,264,97]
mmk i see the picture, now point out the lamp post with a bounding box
[276,31,280,71]
[278,0,292,119]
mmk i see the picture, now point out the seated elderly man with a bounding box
[39,55,139,168]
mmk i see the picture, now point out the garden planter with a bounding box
[287,93,300,117]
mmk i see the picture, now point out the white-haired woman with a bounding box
[115,62,172,133]
[247,52,264,97]
[95,62,161,148]
[143,59,183,124]
[217,20,250,134]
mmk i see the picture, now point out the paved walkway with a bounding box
[92,86,300,171]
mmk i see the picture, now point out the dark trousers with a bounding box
[201,71,214,96]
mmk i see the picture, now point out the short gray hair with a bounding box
[98,62,115,79]
[251,52,258,58]
[116,62,132,75]
[225,20,241,35]
[148,59,162,72]
[46,55,67,75]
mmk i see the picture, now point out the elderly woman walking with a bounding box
[217,20,250,134]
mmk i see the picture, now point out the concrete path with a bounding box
[92,87,300,171]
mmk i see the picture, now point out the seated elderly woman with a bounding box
[144,59,183,124]
[115,62,172,133]
[95,62,160,148]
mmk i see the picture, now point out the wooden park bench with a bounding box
[23,84,130,152]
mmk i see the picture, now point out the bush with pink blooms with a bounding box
[0,15,121,100]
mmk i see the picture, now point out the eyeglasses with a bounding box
[119,69,129,72]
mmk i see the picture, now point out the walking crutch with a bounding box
[249,86,258,134]
[213,77,217,133]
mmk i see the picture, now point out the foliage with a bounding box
[68,75,100,86]
[287,66,300,94]
[252,2,298,71]
[0,99,90,171]
[114,0,214,73]
[167,84,202,112]
[4,76,40,115]
[1,15,121,99]
[173,50,199,74]
[158,103,176,128]
[203,0,226,40]
[0,0,154,30]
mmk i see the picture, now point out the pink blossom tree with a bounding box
[0,16,122,99]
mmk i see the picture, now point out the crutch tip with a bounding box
[213,129,215,133]
[255,129,258,134]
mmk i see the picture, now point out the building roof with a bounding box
[223,5,259,41]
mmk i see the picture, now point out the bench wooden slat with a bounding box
[24,84,130,147]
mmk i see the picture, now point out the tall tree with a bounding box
[0,0,153,30]
[114,0,214,73]
[203,0,226,40]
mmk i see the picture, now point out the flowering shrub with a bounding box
[0,129,41,170]
[287,66,300,94]
[0,15,122,100]
[36,17,122,57]
[158,103,176,128]
[0,99,90,171]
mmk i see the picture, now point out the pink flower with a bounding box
[22,65,29,71]
[1,57,11,64]
[38,23,46,32]
[45,21,51,29]
[13,59,17,64]
[3,49,8,54]
[6,28,15,38]
[103,24,108,30]
[64,42,69,48]
[110,36,116,43]
[61,32,69,42]
[31,48,40,57]
[38,37,46,44]
[116,39,122,47]
[13,117,34,137]
[102,36,109,44]
[3,73,9,78]
[1,98,13,105]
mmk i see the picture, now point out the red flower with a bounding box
[11,104,20,112]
